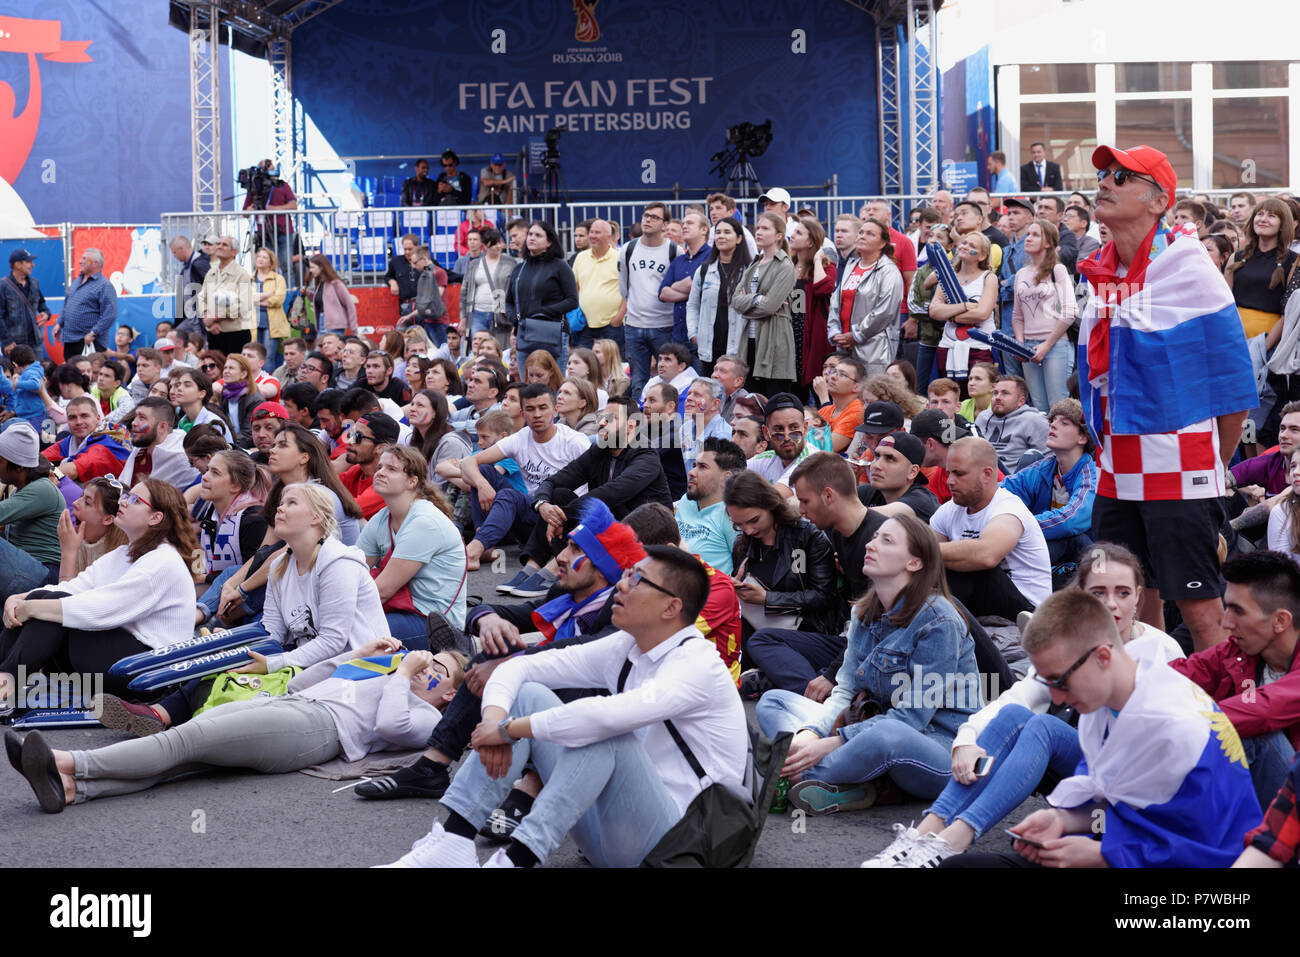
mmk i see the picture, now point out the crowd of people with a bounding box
[0,141,1298,871]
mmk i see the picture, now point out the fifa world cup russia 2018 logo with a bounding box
[573,0,600,43]
[0,16,92,185]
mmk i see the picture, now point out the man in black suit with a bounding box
[169,234,211,340]
[1019,142,1064,192]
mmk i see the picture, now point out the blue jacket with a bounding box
[1001,451,1098,542]
[14,365,46,431]
[799,594,980,744]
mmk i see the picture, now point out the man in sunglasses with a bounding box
[1078,145,1257,653]
[435,149,472,207]
[944,588,1259,868]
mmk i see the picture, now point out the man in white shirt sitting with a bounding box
[930,437,1052,621]
[380,545,748,868]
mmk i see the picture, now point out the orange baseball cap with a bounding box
[1092,144,1177,210]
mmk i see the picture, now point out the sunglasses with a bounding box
[1032,644,1104,692]
[1096,168,1163,191]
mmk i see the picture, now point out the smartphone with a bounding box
[973,755,995,777]
[1005,828,1044,849]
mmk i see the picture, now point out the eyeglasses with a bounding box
[621,566,674,598]
[642,213,664,222]
[1032,644,1104,692]
[351,431,376,445]
[1096,168,1163,191]
[828,369,858,383]
[200,362,218,371]
[121,491,154,509]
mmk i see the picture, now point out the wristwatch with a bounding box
[498,717,517,743]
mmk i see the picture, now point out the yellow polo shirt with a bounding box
[572,247,622,329]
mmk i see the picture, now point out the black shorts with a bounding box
[1091,496,1225,601]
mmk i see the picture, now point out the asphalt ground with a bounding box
[0,553,1047,868]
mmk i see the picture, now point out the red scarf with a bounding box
[1075,221,1163,382]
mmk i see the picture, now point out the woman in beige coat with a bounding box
[730,211,798,397]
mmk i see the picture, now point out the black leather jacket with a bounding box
[735,517,842,636]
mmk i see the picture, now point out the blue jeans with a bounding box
[385,611,428,650]
[0,537,57,602]
[925,704,1081,840]
[426,322,449,348]
[197,565,266,622]
[915,342,938,394]
[469,310,494,335]
[1242,729,1296,811]
[570,325,598,352]
[590,323,625,356]
[1020,337,1073,412]
[756,689,954,799]
[469,463,536,551]
[625,325,673,401]
[998,302,1022,378]
[440,682,683,866]
[257,326,279,372]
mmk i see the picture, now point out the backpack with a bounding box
[615,637,792,868]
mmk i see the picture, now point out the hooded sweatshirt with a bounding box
[261,536,391,672]
[976,403,1049,474]
[119,428,201,489]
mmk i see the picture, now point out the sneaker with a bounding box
[788,779,878,815]
[900,832,958,868]
[92,694,167,737]
[478,788,535,844]
[355,758,449,800]
[373,821,478,868]
[481,847,515,868]
[738,669,774,701]
[424,610,473,657]
[509,570,556,599]
[860,823,921,868]
[496,570,532,595]
[1016,610,1033,635]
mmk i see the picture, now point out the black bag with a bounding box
[614,642,792,868]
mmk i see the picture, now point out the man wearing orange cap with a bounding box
[1077,145,1258,652]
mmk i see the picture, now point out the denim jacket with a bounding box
[800,594,981,744]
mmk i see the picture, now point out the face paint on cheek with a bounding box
[570,555,587,572]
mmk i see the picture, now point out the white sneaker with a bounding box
[901,832,958,868]
[860,822,921,868]
[481,847,515,868]
[372,822,480,868]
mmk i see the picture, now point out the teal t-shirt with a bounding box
[357,499,468,629]
[673,496,738,575]
[0,476,64,566]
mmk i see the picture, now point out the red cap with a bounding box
[1092,144,1177,211]
[252,401,289,421]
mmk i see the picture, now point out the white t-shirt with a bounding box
[494,423,591,496]
[931,486,1052,605]
[1268,506,1299,562]
[619,238,676,328]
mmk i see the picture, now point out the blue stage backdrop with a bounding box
[293,0,880,199]
[0,2,192,226]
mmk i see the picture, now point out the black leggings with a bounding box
[0,590,146,698]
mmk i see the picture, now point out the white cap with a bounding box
[758,187,792,206]
[0,421,40,468]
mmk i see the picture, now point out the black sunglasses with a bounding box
[1033,644,1104,692]
[1097,168,1162,191]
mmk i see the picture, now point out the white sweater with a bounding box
[58,543,198,649]
[950,624,1185,751]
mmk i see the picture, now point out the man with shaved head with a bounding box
[929,437,1052,620]
[571,217,623,352]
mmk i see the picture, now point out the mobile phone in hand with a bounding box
[1005,828,1045,849]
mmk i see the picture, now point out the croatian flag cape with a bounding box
[1076,225,1257,444]
[1048,657,1262,867]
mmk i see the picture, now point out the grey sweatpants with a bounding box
[69,697,340,802]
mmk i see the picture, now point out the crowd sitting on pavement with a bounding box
[2,147,1299,870]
